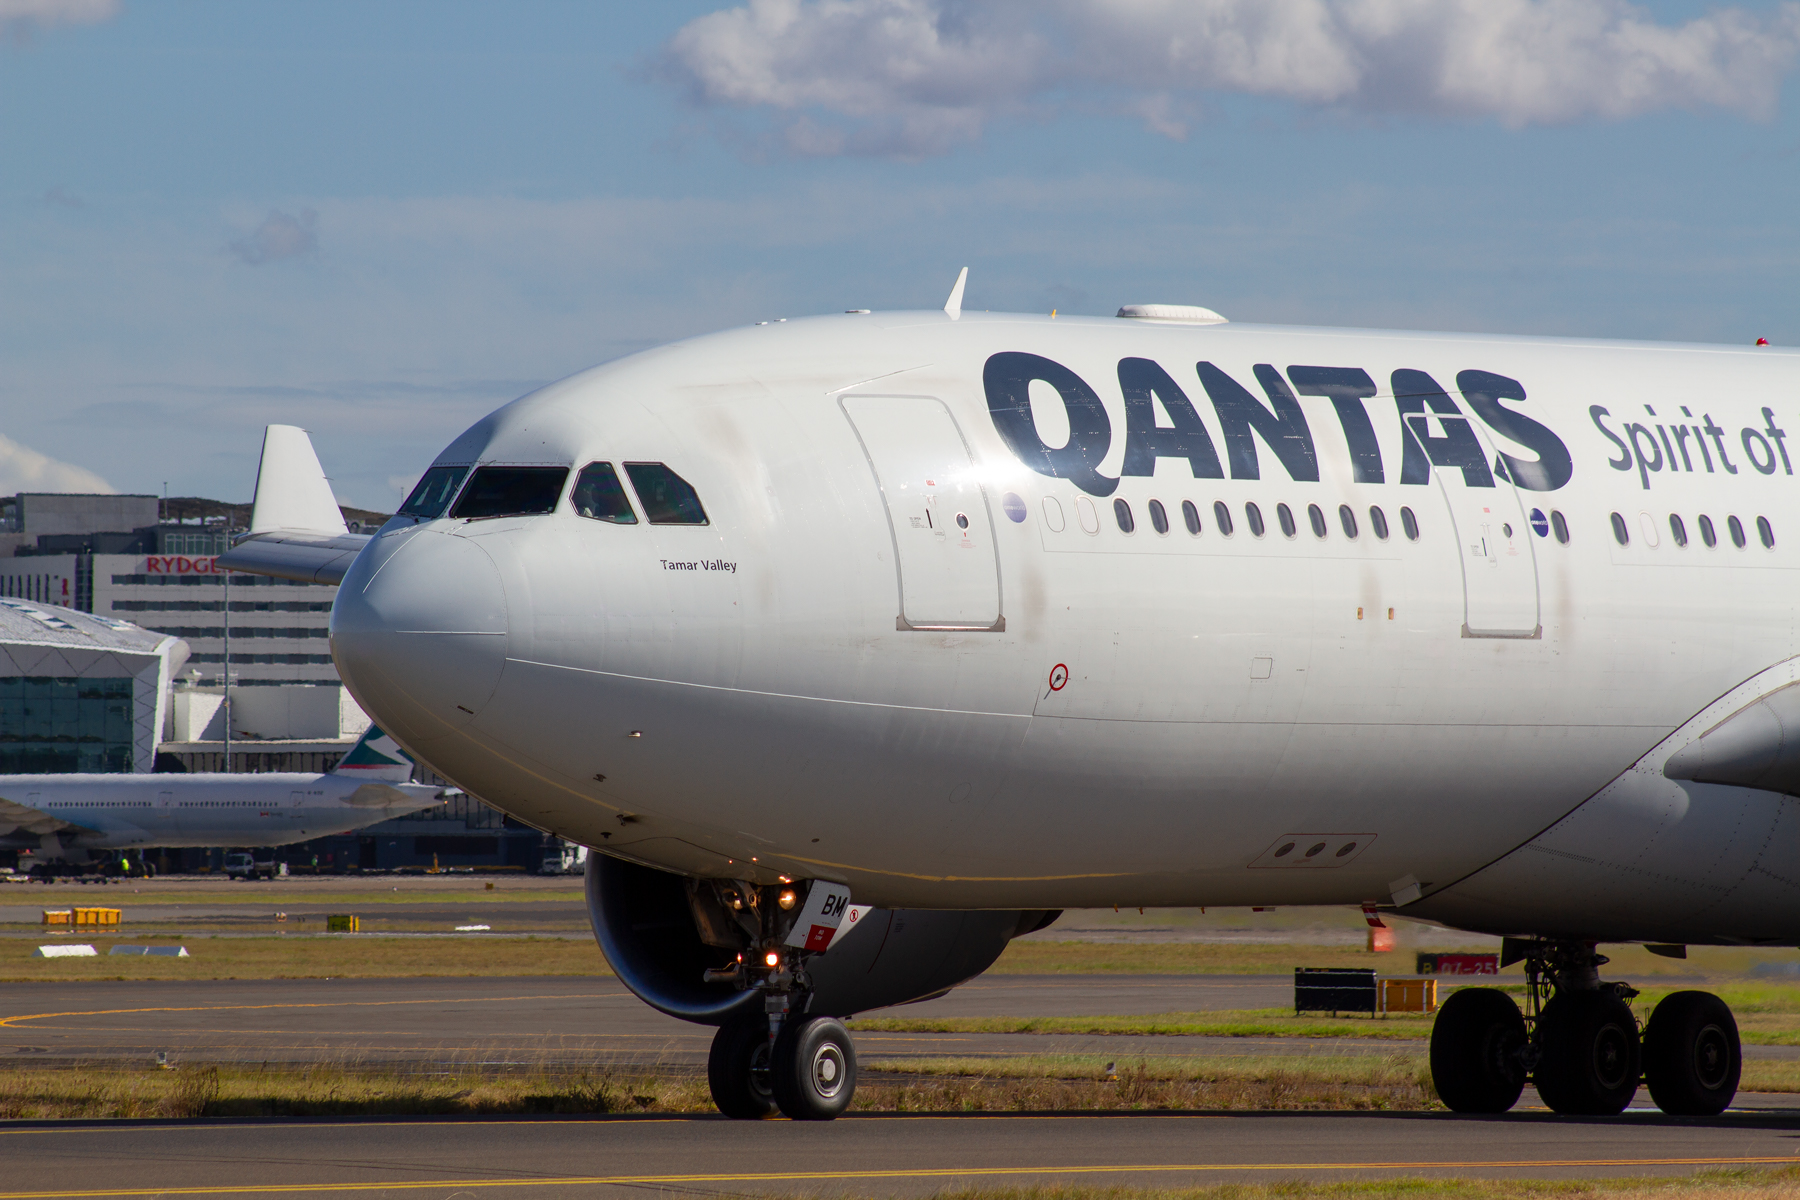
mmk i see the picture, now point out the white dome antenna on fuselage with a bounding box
[1116,303,1228,324]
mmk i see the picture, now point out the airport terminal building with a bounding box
[0,599,187,774]
[2,495,353,741]
[1,492,553,872]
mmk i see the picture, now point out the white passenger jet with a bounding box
[0,723,446,872]
[221,275,1800,1121]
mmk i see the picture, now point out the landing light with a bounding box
[777,888,798,910]
[764,951,781,968]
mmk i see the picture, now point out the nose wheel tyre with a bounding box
[1644,990,1740,1115]
[1534,991,1640,1115]
[1429,986,1528,1113]
[771,1016,857,1120]
[707,1013,778,1119]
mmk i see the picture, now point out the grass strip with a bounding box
[0,935,612,981]
[6,1047,1800,1120]
[0,1056,1436,1119]
[855,1009,1434,1039]
[859,985,1800,1046]
[871,1174,1800,1200]
[992,941,1800,979]
[3,886,585,906]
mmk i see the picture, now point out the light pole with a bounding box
[220,529,231,773]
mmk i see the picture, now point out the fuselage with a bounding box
[0,771,442,849]
[328,310,1800,945]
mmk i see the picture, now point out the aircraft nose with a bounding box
[331,529,508,746]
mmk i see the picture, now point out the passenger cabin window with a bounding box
[1551,510,1570,544]
[1338,505,1357,539]
[1213,501,1234,536]
[1400,506,1420,541]
[624,463,709,525]
[1148,499,1169,535]
[1669,514,1688,547]
[451,467,570,520]
[1245,502,1265,538]
[1182,500,1201,536]
[1699,515,1717,547]
[1308,504,1328,539]
[1729,515,1747,548]
[1114,499,1135,534]
[398,466,470,519]
[1759,516,1775,548]
[570,462,637,524]
[1276,503,1297,539]
[1369,506,1389,541]
[1610,512,1629,546]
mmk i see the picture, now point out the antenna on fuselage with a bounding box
[943,267,968,321]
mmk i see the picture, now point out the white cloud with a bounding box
[0,433,113,494]
[662,0,1800,155]
[230,208,319,265]
[0,0,118,44]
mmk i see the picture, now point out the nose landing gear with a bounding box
[694,878,860,1120]
[706,1011,778,1119]
[771,1015,857,1120]
[1428,939,1742,1117]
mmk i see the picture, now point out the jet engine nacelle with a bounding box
[587,853,1057,1024]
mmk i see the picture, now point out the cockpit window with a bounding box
[570,462,638,524]
[398,466,469,519]
[450,467,570,520]
[624,463,709,526]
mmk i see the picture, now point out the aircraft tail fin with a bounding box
[249,425,349,536]
[329,724,417,782]
[219,425,367,584]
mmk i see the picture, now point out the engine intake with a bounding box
[587,853,1056,1025]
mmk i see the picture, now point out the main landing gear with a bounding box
[1429,940,1741,1116]
[695,879,860,1120]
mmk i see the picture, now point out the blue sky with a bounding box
[3,0,1797,510]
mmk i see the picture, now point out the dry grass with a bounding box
[0,1060,710,1120]
[888,1175,1800,1200]
[0,934,612,981]
[856,1053,1435,1112]
[0,1053,1434,1119]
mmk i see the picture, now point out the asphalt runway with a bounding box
[8,973,1800,1196]
[5,974,1412,1071]
[4,1110,1800,1197]
[8,975,1800,1071]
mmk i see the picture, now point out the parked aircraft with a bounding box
[0,723,446,871]
[220,276,1800,1121]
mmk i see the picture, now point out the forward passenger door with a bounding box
[840,395,1004,631]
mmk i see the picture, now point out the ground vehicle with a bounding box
[539,839,588,875]
[224,851,273,881]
